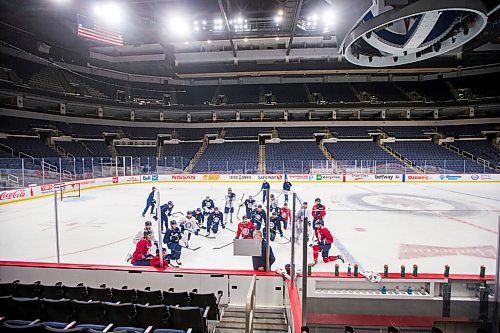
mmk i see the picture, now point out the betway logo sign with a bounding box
[0,190,26,200]
[374,175,393,180]
[171,175,196,180]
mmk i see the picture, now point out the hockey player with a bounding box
[261,180,270,203]
[310,220,344,266]
[241,195,256,219]
[279,202,291,230]
[269,194,279,215]
[264,212,284,242]
[131,231,153,266]
[150,247,171,268]
[155,201,174,232]
[164,220,182,265]
[207,207,224,235]
[252,230,275,271]
[179,211,200,248]
[202,195,215,222]
[251,204,266,230]
[312,198,326,226]
[236,216,255,239]
[133,221,156,245]
[282,178,292,202]
[194,208,204,228]
[295,201,309,244]
[142,187,156,217]
[224,188,237,223]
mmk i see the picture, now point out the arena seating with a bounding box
[437,124,498,138]
[385,141,490,173]
[122,127,173,140]
[224,127,272,139]
[28,67,67,93]
[265,141,327,173]
[0,137,59,158]
[80,141,111,157]
[0,281,222,333]
[177,86,217,105]
[449,73,500,99]
[397,81,455,101]
[306,83,359,103]
[449,140,500,167]
[217,85,259,104]
[352,82,408,102]
[263,84,309,103]
[382,126,432,138]
[55,141,93,157]
[163,142,202,170]
[193,142,258,173]
[330,126,376,138]
[324,141,402,172]
[115,146,157,158]
[175,128,219,140]
[0,115,54,134]
[277,127,326,139]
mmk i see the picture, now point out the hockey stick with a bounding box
[186,230,216,239]
[213,241,234,250]
[236,192,245,219]
[181,245,201,251]
[224,226,237,234]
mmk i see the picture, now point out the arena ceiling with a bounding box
[0,0,500,79]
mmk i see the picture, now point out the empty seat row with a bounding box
[0,296,205,332]
[0,282,222,320]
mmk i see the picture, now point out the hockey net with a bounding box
[60,183,81,201]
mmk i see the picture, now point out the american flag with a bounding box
[77,14,123,46]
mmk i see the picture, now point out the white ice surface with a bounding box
[0,182,498,275]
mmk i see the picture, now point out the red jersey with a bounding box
[150,255,169,268]
[312,204,326,221]
[279,207,291,222]
[131,239,151,264]
[314,227,333,245]
[236,221,255,239]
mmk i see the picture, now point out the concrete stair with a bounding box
[215,306,289,333]
[184,139,208,172]
[258,144,266,174]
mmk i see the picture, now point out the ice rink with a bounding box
[0,181,498,275]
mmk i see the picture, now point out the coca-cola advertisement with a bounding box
[0,189,27,201]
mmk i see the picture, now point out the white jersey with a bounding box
[133,228,156,244]
[270,198,279,210]
[180,216,200,232]
[225,193,236,208]
[296,207,310,222]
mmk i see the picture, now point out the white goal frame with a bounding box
[60,183,81,201]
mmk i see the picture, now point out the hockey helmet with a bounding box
[196,208,202,212]
[186,210,192,215]
[228,188,232,192]
[271,211,277,216]
[143,230,153,236]
[214,207,219,210]
[206,195,210,199]
[283,202,288,206]
[257,204,262,208]
[315,220,324,227]
[270,194,275,198]
[170,220,177,225]
[167,201,173,206]
[315,198,321,203]
[145,221,152,226]
[249,195,253,199]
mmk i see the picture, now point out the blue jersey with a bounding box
[146,191,156,204]
[261,182,270,191]
[164,227,182,245]
[161,203,173,216]
[244,198,256,210]
[202,199,215,210]
[194,211,204,224]
[283,181,292,191]
[208,211,223,225]
[252,209,266,224]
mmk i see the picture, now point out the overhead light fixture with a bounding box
[93,2,123,26]
[207,40,212,44]
[278,10,283,16]
[275,37,280,41]
[244,37,248,42]
[274,16,282,23]
[167,15,190,37]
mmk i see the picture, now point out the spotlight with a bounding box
[393,56,398,62]
[368,55,373,63]
[168,16,190,37]
[244,37,248,42]
[207,40,211,44]
[275,37,280,41]
[433,43,441,52]
[403,50,407,56]
[464,27,469,35]
[274,16,282,23]
[278,10,283,16]
[93,2,123,26]
[365,31,371,39]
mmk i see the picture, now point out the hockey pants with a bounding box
[262,190,268,203]
[168,243,182,260]
[133,259,151,266]
[142,202,155,215]
[207,221,220,234]
[313,243,338,262]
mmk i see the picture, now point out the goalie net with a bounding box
[59,183,81,201]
